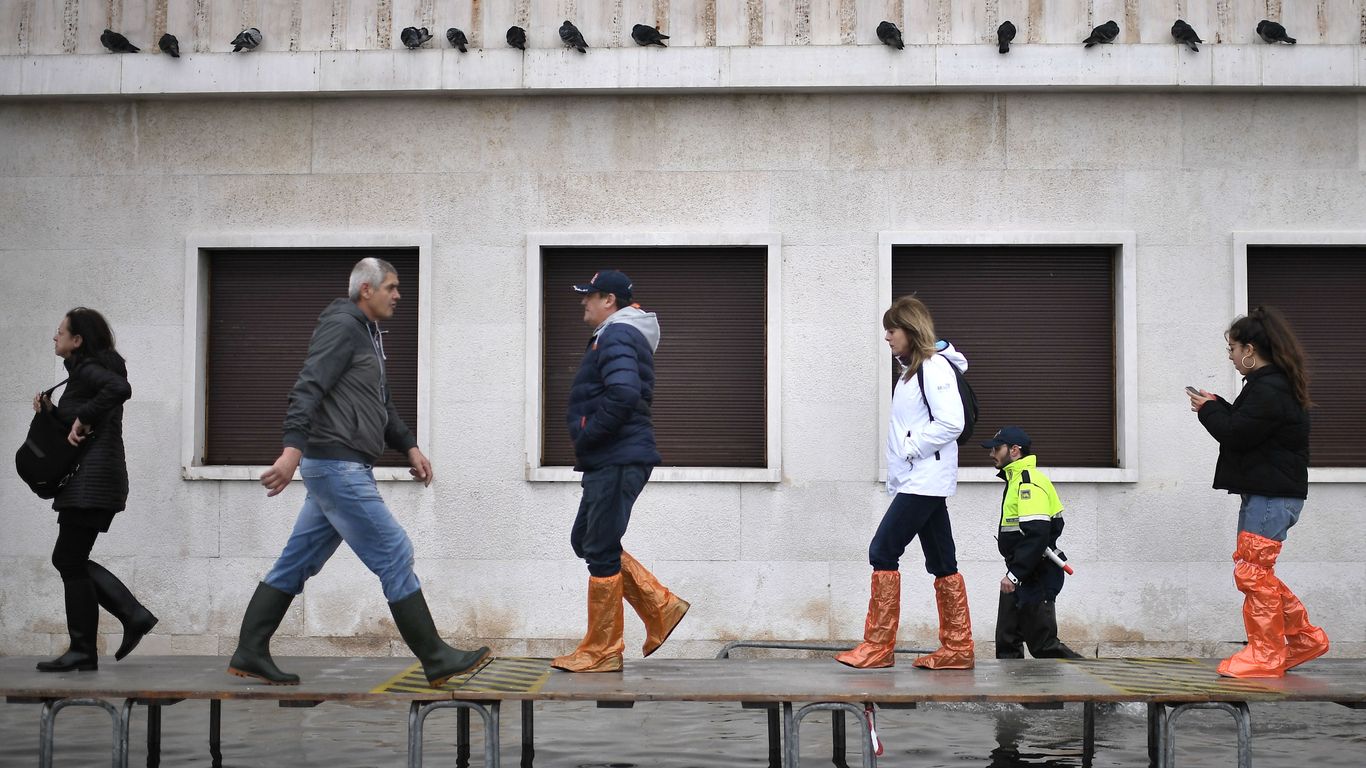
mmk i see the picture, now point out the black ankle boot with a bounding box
[389,589,490,687]
[37,579,99,673]
[87,561,158,661]
[227,582,300,685]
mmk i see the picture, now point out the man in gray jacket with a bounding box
[227,257,488,686]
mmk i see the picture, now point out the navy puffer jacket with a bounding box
[566,307,662,471]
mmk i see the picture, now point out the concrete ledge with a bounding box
[2,44,1363,98]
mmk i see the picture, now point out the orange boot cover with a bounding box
[1280,581,1329,672]
[1217,532,1287,678]
[620,551,690,657]
[551,574,625,673]
[912,573,975,670]
[835,571,901,669]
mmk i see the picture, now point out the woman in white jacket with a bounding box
[835,296,974,669]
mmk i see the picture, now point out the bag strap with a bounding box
[916,357,937,423]
[43,378,70,399]
[915,356,942,460]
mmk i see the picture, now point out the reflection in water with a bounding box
[0,698,1362,767]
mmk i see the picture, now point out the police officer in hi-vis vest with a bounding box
[983,427,1082,659]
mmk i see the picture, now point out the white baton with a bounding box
[1045,547,1074,575]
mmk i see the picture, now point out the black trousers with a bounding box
[867,493,958,576]
[51,523,101,582]
[995,592,1082,659]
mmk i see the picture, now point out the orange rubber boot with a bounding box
[1280,582,1329,672]
[620,551,690,657]
[1218,532,1287,678]
[552,574,625,673]
[912,573,975,670]
[835,571,900,669]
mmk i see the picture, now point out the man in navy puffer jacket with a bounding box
[552,270,690,673]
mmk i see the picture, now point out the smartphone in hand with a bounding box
[1185,386,1204,398]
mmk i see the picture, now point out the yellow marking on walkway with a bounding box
[371,657,550,695]
[1066,657,1284,698]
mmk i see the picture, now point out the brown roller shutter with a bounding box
[893,246,1116,468]
[205,249,419,467]
[542,247,767,468]
[1248,246,1366,467]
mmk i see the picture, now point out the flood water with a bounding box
[1,696,1363,767]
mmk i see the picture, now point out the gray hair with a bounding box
[348,257,397,301]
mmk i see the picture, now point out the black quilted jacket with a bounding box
[52,355,131,513]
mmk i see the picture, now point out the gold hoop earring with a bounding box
[1241,353,1255,369]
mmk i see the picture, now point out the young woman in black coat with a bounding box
[33,308,157,672]
[1188,306,1328,678]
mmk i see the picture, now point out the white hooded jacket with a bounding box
[885,342,968,497]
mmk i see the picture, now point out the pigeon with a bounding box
[1256,20,1296,44]
[506,25,527,50]
[876,21,903,50]
[230,27,261,52]
[1171,19,1202,52]
[1083,20,1118,47]
[559,20,588,52]
[400,26,432,49]
[100,29,140,53]
[631,24,669,47]
[158,33,180,57]
[997,20,1015,53]
[446,27,468,52]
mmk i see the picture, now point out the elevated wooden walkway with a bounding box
[2,655,1362,768]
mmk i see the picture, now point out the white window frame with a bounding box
[525,232,782,483]
[1234,230,1366,482]
[877,231,1139,483]
[181,233,432,481]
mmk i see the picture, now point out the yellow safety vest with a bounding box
[998,454,1064,534]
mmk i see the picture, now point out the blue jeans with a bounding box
[263,459,420,602]
[1237,494,1303,542]
[868,493,959,577]
[570,464,652,577]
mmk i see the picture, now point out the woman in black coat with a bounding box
[34,308,157,672]
[1188,306,1328,679]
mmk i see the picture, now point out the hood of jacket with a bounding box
[594,306,661,352]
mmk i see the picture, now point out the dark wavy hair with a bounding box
[65,307,126,374]
[1227,305,1310,408]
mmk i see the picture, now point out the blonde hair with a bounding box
[883,296,938,382]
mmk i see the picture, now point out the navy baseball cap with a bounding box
[981,426,1032,449]
[572,269,633,303]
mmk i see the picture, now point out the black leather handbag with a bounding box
[15,379,82,499]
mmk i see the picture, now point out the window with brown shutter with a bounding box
[540,247,767,468]
[204,249,420,467]
[892,245,1117,468]
[1247,246,1366,468]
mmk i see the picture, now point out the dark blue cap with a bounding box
[572,269,633,303]
[981,426,1032,449]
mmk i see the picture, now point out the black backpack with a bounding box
[916,354,979,446]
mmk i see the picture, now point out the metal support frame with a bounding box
[719,640,929,768]
[783,701,878,768]
[1082,702,1095,768]
[520,701,535,768]
[1150,701,1252,768]
[120,698,184,768]
[209,699,222,767]
[408,700,500,768]
[39,697,128,768]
